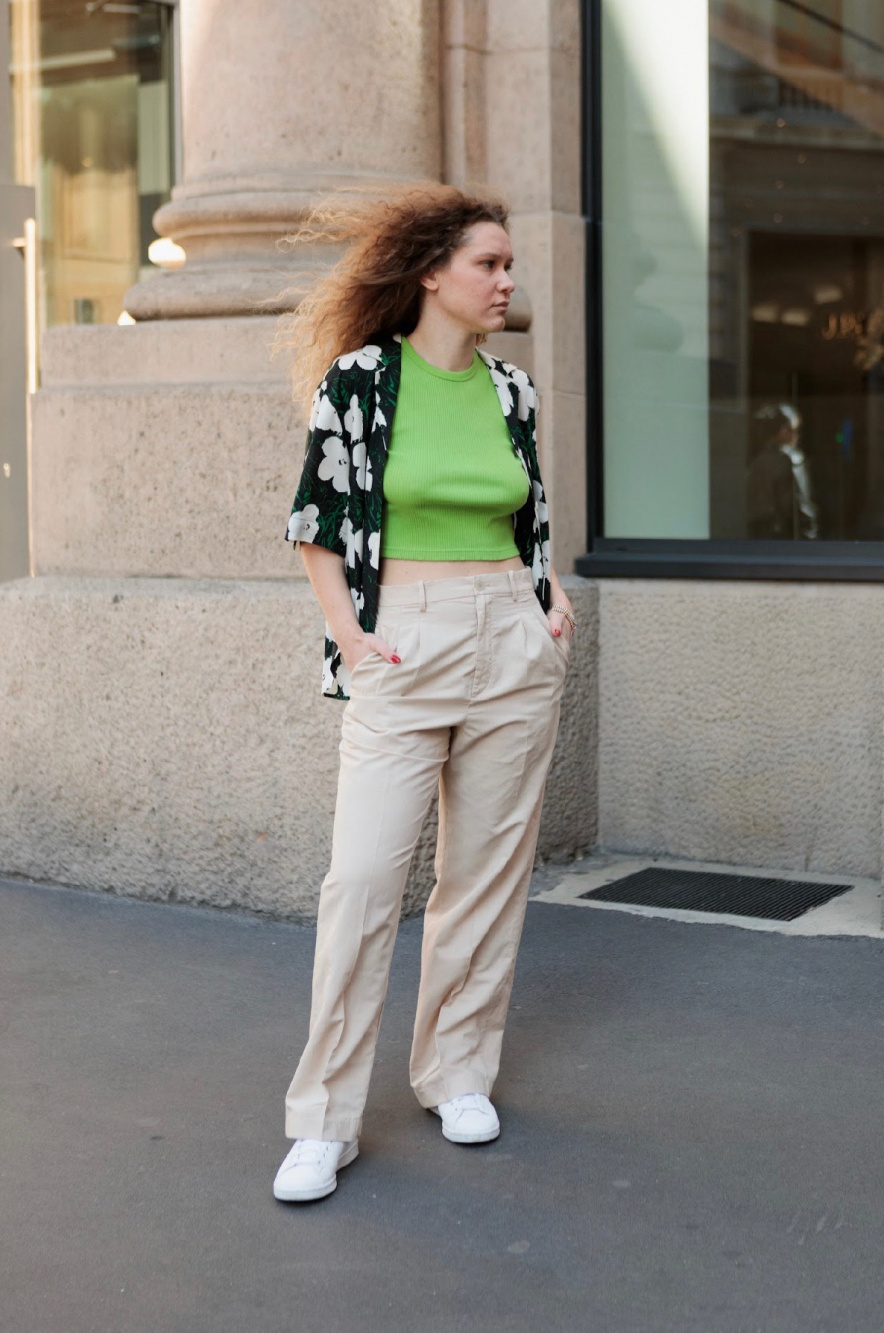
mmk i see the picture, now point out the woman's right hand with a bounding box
[298,546,401,677]
[342,631,400,676]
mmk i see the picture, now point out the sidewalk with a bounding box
[3,875,883,1333]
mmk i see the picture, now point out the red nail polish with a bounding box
[553,628,561,636]
[391,654,401,664]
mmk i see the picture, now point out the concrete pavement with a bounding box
[2,875,883,1332]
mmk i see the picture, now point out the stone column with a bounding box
[125,0,442,318]
[436,0,588,568]
[485,0,586,571]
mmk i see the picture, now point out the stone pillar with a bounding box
[439,0,586,567]
[484,0,587,572]
[124,0,442,318]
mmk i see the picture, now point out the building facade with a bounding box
[1,0,882,922]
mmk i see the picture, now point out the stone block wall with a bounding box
[0,574,597,919]
[599,580,884,879]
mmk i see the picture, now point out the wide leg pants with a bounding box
[284,567,569,1142]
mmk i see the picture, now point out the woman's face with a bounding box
[422,221,515,334]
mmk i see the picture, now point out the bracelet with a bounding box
[550,603,577,631]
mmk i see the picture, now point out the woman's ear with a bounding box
[420,267,440,293]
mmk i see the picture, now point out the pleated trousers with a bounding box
[284,566,569,1141]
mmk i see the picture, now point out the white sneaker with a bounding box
[432,1093,500,1144]
[272,1138,359,1202]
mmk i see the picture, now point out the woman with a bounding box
[274,185,576,1203]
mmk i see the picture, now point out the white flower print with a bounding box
[351,438,373,491]
[530,538,551,588]
[312,392,342,434]
[344,393,363,441]
[367,531,381,570]
[308,386,322,433]
[509,367,536,421]
[532,480,548,525]
[317,436,349,492]
[374,403,387,430]
[350,586,365,616]
[486,363,515,418]
[336,659,352,697]
[287,503,320,542]
[531,543,543,585]
[339,515,364,569]
[338,345,382,371]
[321,653,337,694]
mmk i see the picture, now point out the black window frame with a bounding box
[575,0,884,583]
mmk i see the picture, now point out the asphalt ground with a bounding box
[3,875,883,1333]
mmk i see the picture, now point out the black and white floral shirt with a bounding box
[285,334,552,699]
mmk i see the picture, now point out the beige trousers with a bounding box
[284,567,569,1141]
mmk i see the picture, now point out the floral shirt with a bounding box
[285,334,552,699]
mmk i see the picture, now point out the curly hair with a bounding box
[273,183,510,411]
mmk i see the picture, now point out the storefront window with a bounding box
[601,0,884,543]
[8,0,175,333]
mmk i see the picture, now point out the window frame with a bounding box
[153,0,182,187]
[576,0,884,583]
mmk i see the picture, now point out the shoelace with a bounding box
[287,1139,330,1167]
[447,1094,489,1117]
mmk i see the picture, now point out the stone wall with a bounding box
[0,573,596,919]
[599,580,884,879]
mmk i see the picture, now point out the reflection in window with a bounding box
[602,0,884,542]
[8,0,175,331]
[711,0,884,540]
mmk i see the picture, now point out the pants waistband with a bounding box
[377,566,536,610]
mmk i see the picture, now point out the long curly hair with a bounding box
[274,183,510,411]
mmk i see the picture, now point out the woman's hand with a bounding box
[341,631,400,676]
[547,606,574,643]
[547,568,575,643]
[299,546,402,674]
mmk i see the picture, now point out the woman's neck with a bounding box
[405,315,477,373]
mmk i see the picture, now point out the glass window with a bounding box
[8,0,175,333]
[601,0,884,543]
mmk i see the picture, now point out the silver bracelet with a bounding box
[550,603,577,631]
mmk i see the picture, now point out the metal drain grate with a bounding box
[579,867,852,921]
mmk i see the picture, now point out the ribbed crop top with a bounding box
[379,336,530,561]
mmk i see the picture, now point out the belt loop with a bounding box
[507,569,518,601]
[418,579,427,612]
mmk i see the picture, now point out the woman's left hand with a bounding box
[547,600,575,643]
[546,567,575,642]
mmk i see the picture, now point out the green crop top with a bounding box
[380,336,531,561]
